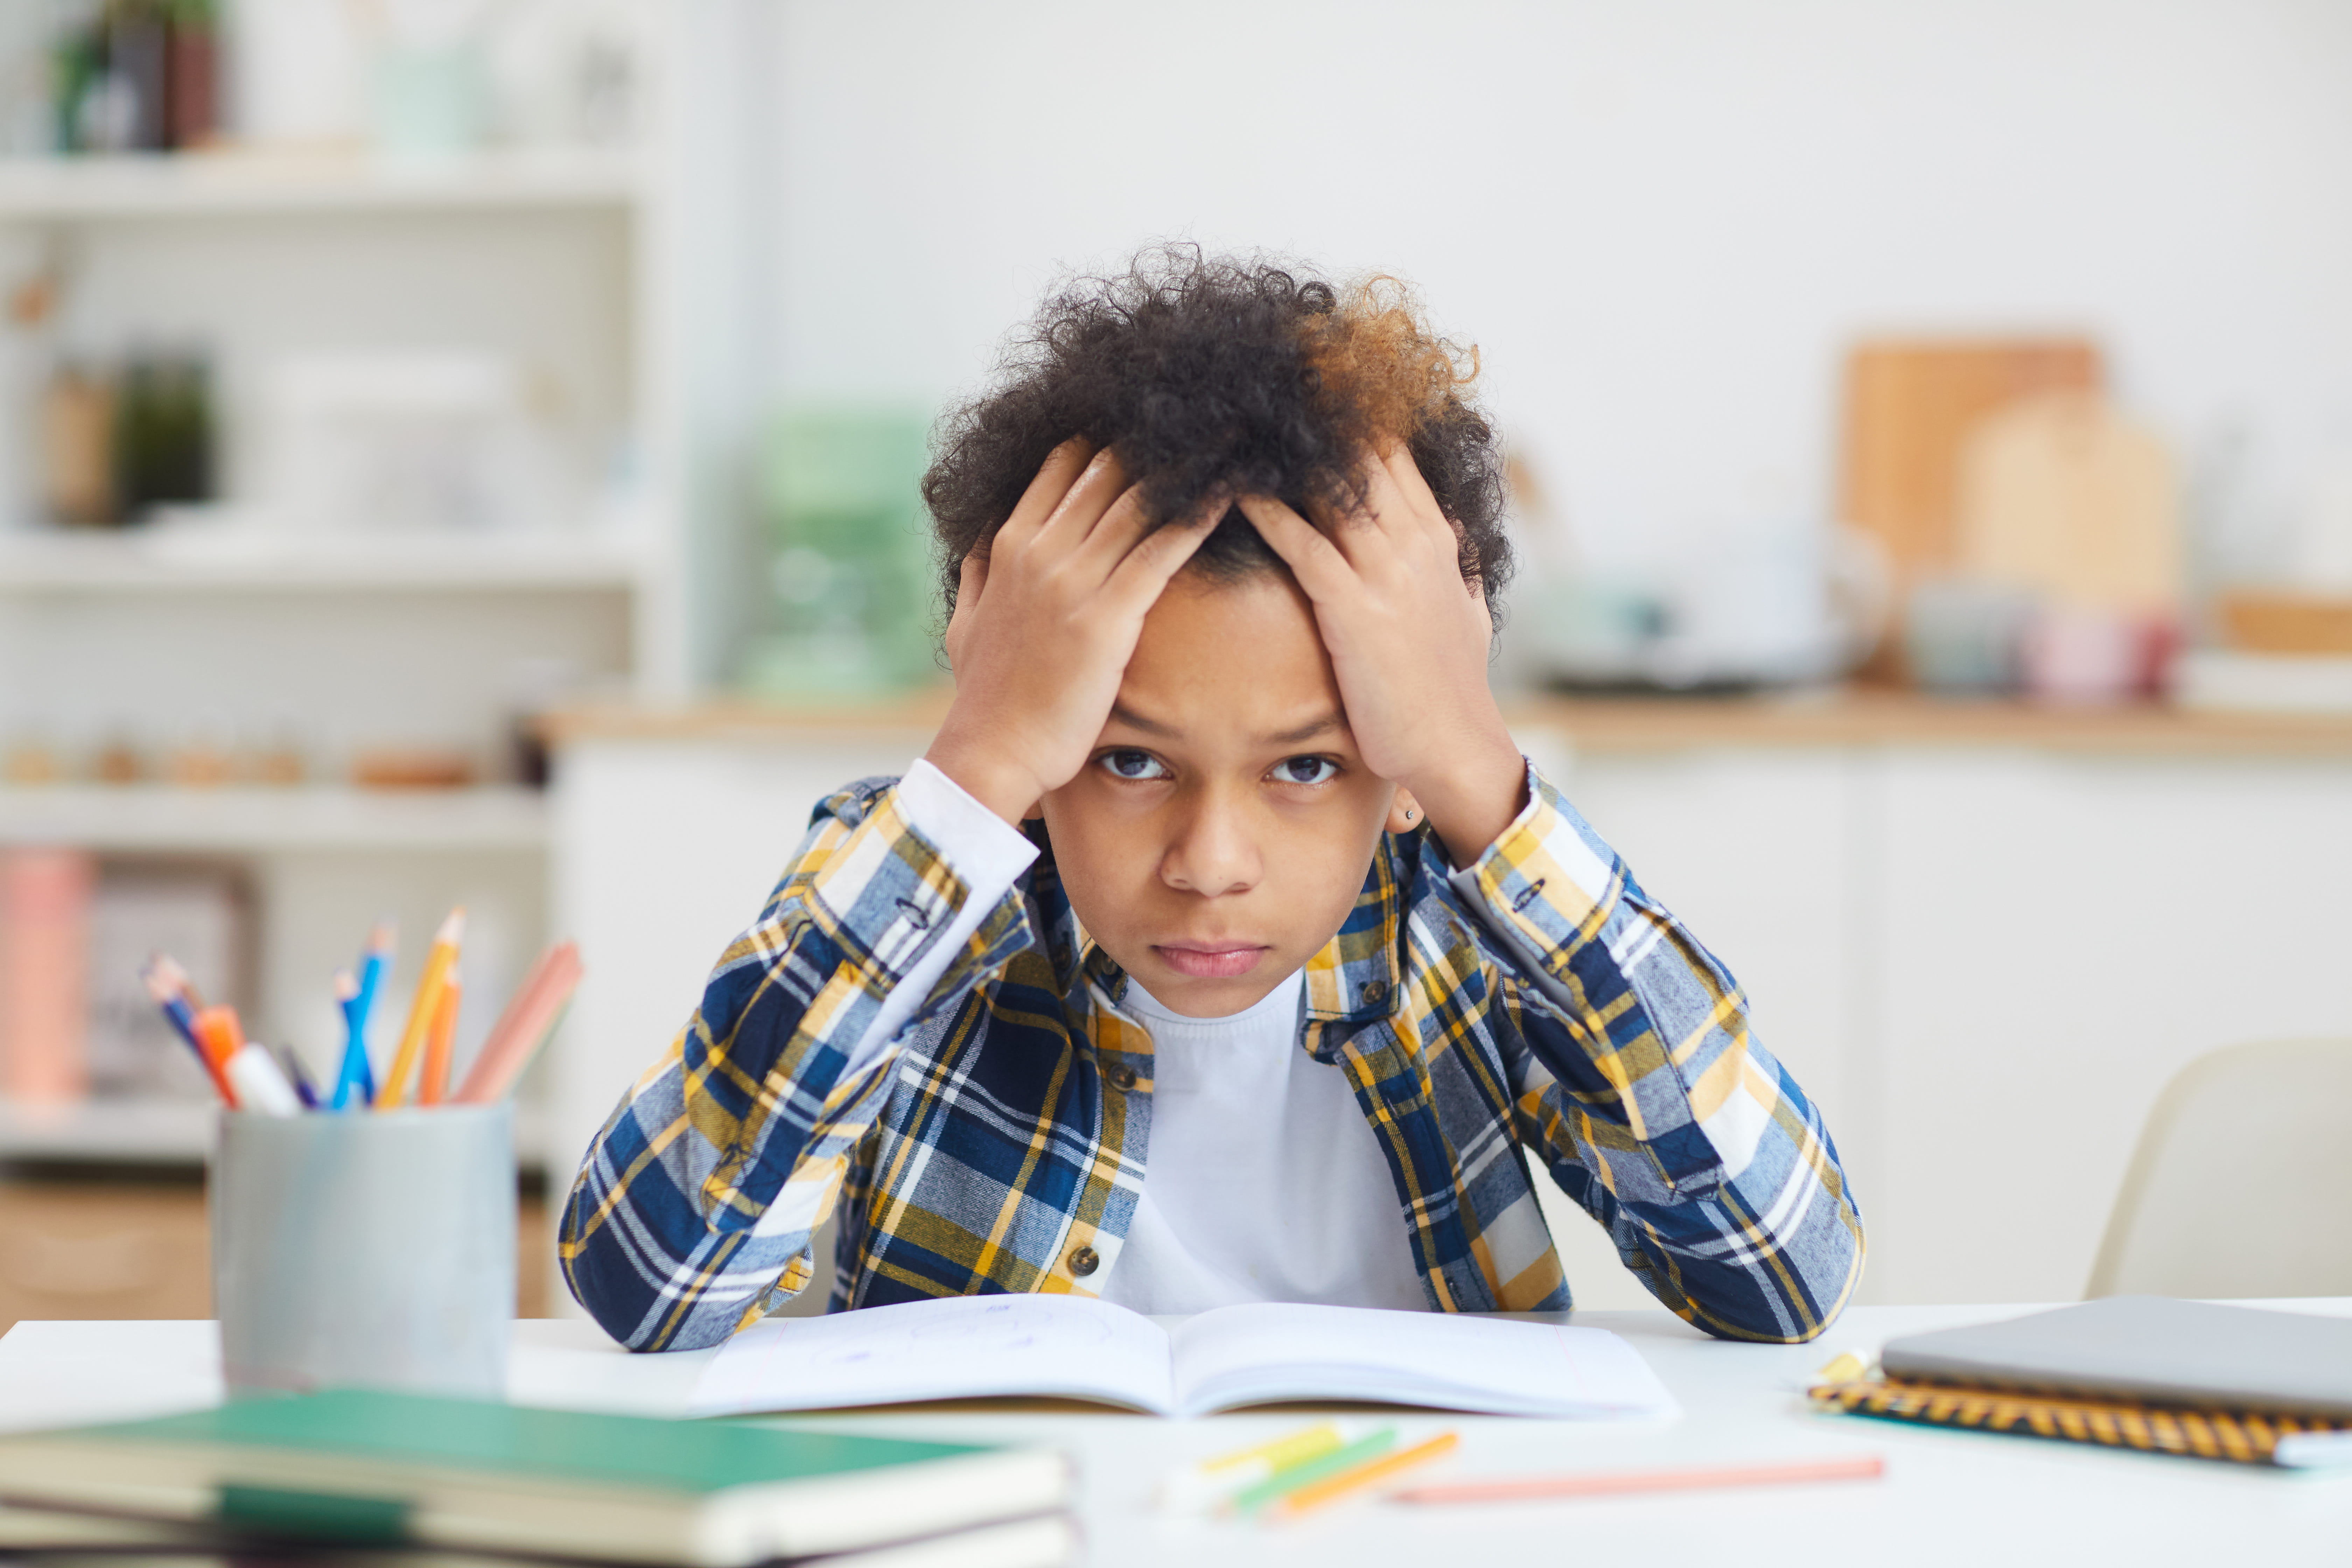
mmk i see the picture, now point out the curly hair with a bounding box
[923,247,1512,626]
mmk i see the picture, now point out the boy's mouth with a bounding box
[1153,943,1269,979]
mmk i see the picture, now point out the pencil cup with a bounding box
[210,1104,515,1399]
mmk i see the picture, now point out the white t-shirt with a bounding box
[1098,971,1428,1313]
[854,760,1428,1314]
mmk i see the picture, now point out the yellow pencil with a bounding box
[377,907,463,1110]
[1259,1430,1459,1524]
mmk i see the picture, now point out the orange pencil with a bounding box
[377,907,463,1110]
[454,942,582,1104]
[1259,1431,1459,1522]
[419,962,460,1105]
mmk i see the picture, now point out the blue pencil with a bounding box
[330,922,392,1110]
[138,954,215,1085]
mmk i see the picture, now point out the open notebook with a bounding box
[691,1296,1679,1420]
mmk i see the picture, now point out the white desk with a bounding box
[2,1303,2347,1567]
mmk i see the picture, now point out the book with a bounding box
[1810,1297,2352,1468]
[1878,1297,2352,1419]
[0,1390,1072,1567]
[691,1296,1680,1421]
[1809,1372,2352,1468]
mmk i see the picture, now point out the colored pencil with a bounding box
[139,954,230,1103]
[419,962,460,1105]
[1388,1452,1885,1506]
[1259,1431,1460,1523]
[1163,1422,1348,1513]
[453,942,582,1104]
[331,922,392,1110]
[377,907,463,1110]
[1224,1428,1396,1517]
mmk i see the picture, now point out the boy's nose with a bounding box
[1159,797,1261,897]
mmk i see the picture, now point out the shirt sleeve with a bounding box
[1448,760,1865,1343]
[557,772,1036,1351]
[839,759,1038,1080]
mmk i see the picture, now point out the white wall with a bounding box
[752,0,2352,574]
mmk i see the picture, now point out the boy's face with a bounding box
[1038,567,1403,1019]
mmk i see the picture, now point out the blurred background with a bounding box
[0,0,2346,1328]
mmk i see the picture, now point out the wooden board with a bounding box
[1955,392,2180,610]
[2218,591,2352,654]
[1840,339,2103,580]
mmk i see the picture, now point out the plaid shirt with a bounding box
[561,763,1864,1351]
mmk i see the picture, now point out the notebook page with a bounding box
[689,1295,1177,1416]
[1167,1303,1680,1419]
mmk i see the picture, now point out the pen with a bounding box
[378,907,462,1110]
[191,1005,245,1110]
[279,1047,319,1110]
[226,1042,302,1117]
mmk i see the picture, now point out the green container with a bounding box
[738,408,940,702]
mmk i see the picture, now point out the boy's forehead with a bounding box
[1118,572,1344,739]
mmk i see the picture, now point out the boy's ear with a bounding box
[1386,789,1424,835]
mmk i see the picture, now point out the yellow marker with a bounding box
[377,907,464,1110]
[1258,1430,1459,1524]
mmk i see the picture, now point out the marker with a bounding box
[225,1043,302,1117]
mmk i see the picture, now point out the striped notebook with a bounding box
[1809,1374,2352,1467]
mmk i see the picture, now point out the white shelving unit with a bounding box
[0,6,727,1171]
[0,528,656,595]
[0,148,645,221]
[0,785,547,855]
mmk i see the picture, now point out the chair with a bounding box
[2087,1038,2352,1299]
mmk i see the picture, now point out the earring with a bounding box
[1404,807,1416,821]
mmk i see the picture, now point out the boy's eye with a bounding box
[1272,755,1339,786]
[1098,749,1170,781]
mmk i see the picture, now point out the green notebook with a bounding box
[0,1390,1071,1566]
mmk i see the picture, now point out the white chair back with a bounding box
[2087,1038,2352,1299]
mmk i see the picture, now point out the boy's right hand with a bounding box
[925,441,1213,827]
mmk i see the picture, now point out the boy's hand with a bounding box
[927,441,1213,826]
[1239,448,1525,867]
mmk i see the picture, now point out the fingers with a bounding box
[943,548,988,671]
[1068,479,1156,578]
[1237,496,1358,602]
[1102,497,1217,609]
[993,438,1097,552]
[1031,446,1130,548]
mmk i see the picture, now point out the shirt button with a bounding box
[1067,1245,1099,1278]
[1360,979,1388,1004]
[1107,1064,1138,1092]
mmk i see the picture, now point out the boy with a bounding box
[562,253,1863,1350]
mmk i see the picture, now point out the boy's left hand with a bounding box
[1239,448,1526,868]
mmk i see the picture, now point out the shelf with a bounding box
[0,1097,553,1168]
[0,529,653,594]
[0,786,548,854]
[0,148,645,221]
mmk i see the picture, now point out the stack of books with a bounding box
[0,1390,1076,1566]
[1809,1296,2352,1467]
